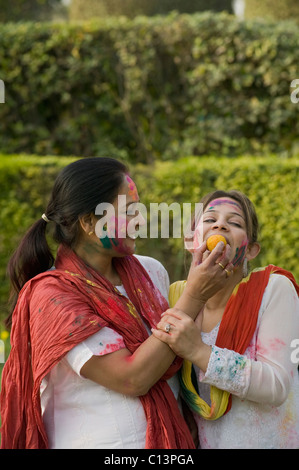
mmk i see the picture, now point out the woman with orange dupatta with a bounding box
[0,158,233,449]
[153,190,299,449]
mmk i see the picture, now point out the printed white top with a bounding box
[194,274,299,449]
[40,255,174,449]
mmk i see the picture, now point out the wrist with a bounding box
[184,285,208,307]
[174,289,205,319]
[191,342,212,373]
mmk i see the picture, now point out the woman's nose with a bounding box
[211,219,228,230]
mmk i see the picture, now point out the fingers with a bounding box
[186,242,235,303]
[206,242,231,265]
[152,313,177,345]
[151,315,180,346]
[191,241,207,266]
[193,240,231,267]
[217,245,234,276]
[156,309,192,334]
[157,309,185,335]
[152,312,199,359]
[161,307,187,320]
[201,242,234,276]
[151,327,172,345]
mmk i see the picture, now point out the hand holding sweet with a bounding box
[184,240,233,305]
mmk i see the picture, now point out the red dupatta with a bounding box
[1,245,195,449]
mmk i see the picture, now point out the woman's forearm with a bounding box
[81,333,176,396]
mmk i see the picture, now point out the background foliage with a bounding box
[0,12,298,164]
[0,154,298,327]
[245,0,299,22]
[0,0,66,22]
[1,0,299,23]
[69,0,233,21]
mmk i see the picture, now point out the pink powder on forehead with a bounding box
[208,198,243,212]
[125,174,139,201]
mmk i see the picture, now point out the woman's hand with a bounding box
[184,241,233,304]
[152,308,212,372]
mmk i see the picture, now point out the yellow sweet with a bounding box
[206,234,227,251]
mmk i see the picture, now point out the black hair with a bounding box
[6,157,128,328]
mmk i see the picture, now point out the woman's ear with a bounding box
[78,213,95,236]
[246,242,261,261]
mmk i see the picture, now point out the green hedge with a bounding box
[245,0,299,22]
[0,12,298,163]
[0,154,298,326]
[69,0,233,21]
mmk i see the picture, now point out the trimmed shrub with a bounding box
[0,12,298,163]
[0,0,63,22]
[245,0,299,22]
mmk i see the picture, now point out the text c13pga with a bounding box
[291,339,299,364]
[290,79,299,104]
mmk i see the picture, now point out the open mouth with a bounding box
[206,234,229,244]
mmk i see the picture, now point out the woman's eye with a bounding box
[203,218,215,223]
[230,221,242,227]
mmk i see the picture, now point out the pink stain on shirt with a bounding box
[268,338,286,351]
[257,337,286,356]
[98,337,125,356]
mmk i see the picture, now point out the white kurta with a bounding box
[40,255,176,449]
[194,274,299,449]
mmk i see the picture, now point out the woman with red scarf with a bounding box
[153,190,299,449]
[0,158,233,449]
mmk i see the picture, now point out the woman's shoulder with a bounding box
[133,255,170,299]
[133,254,168,276]
[268,272,298,293]
[260,272,299,314]
[25,268,86,305]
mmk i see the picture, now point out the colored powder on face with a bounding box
[126,175,139,201]
[100,235,133,255]
[96,178,138,254]
[192,228,203,251]
[112,215,134,255]
[113,240,133,255]
[208,198,243,212]
[115,215,127,239]
[98,215,132,254]
[100,236,116,250]
[232,238,249,266]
